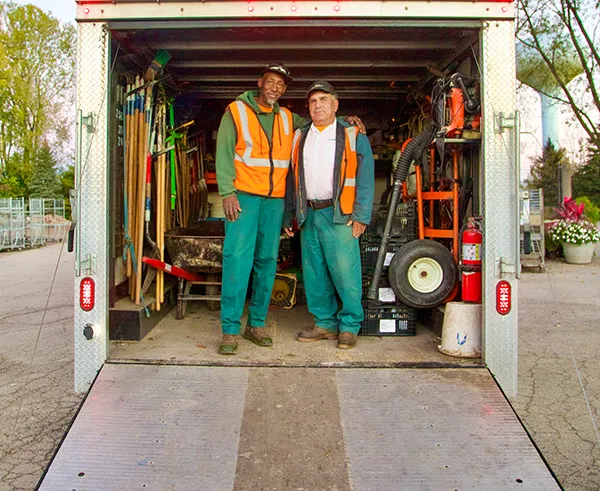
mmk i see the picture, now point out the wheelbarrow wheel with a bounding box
[206,273,220,311]
[388,239,457,309]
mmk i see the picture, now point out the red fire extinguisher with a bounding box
[461,218,483,303]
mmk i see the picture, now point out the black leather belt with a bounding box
[307,199,334,210]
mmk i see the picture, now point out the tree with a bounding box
[517,0,600,147]
[28,143,62,198]
[525,141,570,211]
[0,2,75,176]
[572,143,600,207]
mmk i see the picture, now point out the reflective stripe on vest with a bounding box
[229,101,294,197]
[339,126,358,215]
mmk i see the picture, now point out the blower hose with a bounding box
[367,127,435,300]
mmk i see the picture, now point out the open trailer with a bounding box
[38,1,561,489]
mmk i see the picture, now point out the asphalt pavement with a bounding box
[0,243,598,490]
[0,243,82,491]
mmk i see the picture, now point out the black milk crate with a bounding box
[361,277,400,307]
[365,200,417,238]
[360,236,410,281]
[360,301,417,336]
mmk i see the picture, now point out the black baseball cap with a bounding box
[306,80,338,99]
[260,63,293,84]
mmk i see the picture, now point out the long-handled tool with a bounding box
[142,256,204,282]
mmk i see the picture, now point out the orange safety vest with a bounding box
[228,101,294,198]
[292,125,358,215]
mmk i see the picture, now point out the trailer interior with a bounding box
[105,19,485,367]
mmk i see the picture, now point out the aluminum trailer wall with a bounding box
[72,1,519,397]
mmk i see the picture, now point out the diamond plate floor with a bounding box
[39,366,559,490]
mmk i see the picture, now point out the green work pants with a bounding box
[220,193,284,335]
[301,207,364,334]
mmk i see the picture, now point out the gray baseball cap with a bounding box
[306,80,338,98]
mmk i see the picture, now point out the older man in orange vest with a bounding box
[285,81,375,349]
[216,64,363,355]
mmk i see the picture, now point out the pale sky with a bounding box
[13,0,75,24]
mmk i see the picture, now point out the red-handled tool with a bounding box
[142,257,204,282]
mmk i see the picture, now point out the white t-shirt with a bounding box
[303,120,337,200]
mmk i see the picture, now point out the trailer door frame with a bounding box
[73,6,520,399]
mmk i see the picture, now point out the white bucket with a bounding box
[438,302,482,358]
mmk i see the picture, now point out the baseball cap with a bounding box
[260,63,293,84]
[306,80,338,99]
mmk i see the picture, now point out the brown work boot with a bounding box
[243,327,273,347]
[337,332,357,349]
[297,326,339,343]
[218,334,239,355]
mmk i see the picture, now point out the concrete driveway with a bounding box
[0,243,598,490]
[515,257,600,491]
[0,244,82,491]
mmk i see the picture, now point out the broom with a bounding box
[144,49,172,82]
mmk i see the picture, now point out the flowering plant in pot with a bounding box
[549,197,600,264]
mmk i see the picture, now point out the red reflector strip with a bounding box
[496,280,511,315]
[80,277,95,312]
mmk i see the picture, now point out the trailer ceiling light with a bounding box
[80,277,95,312]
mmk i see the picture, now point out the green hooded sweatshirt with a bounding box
[215,90,306,198]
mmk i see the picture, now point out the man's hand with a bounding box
[344,116,366,134]
[223,195,242,221]
[283,227,295,237]
[347,219,367,238]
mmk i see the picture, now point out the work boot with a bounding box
[337,332,357,350]
[218,334,239,355]
[297,326,339,343]
[243,327,273,347]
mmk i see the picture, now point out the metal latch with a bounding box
[81,112,95,133]
[495,256,520,279]
[80,254,96,276]
[496,112,516,133]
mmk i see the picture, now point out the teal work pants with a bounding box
[301,207,364,334]
[220,193,284,335]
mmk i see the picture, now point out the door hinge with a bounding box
[496,112,516,133]
[81,112,96,133]
[80,254,96,276]
[495,256,520,279]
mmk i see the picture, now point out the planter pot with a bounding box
[562,242,595,264]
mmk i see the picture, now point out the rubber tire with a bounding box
[388,239,458,309]
[206,273,220,311]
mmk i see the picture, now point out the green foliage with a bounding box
[0,2,75,176]
[572,143,600,206]
[525,141,570,212]
[60,165,74,197]
[0,175,23,197]
[29,144,62,198]
[575,196,600,224]
[516,0,600,147]
[59,164,74,218]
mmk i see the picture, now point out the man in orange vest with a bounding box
[216,64,364,355]
[285,81,375,349]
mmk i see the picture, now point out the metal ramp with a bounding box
[38,365,559,490]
